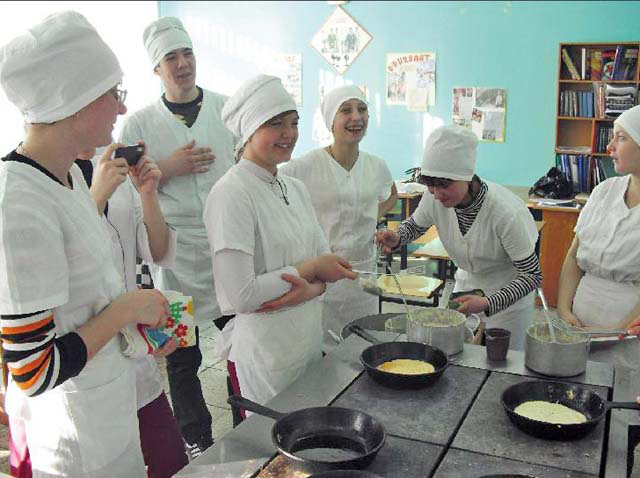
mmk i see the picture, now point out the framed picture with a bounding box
[311,6,372,75]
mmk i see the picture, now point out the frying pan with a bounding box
[227,396,385,474]
[308,472,384,478]
[501,379,640,440]
[349,324,448,389]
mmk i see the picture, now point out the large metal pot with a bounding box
[406,308,468,356]
[524,323,590,377]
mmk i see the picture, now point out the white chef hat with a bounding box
[420,125,478,181]
[321,84,367,131]
[222,75,297,150]
[614,105,640,147]
[143,17,192,68]
[0,11,122,124]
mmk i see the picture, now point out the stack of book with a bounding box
[556,154,619,193]
[605,84,637,116]
[594,123,613,153]
[559,90,594,117]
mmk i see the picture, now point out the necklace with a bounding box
[327,145,358,171]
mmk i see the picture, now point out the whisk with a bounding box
[537,288,629,337]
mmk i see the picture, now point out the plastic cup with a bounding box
[485,328,511,361]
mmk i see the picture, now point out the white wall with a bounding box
[0,1,159,153]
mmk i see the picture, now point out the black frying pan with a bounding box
[349,324,448,389]
[501,379,640,440]
[227,396,385,474]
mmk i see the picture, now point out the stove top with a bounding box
[332,365,488,445]
[452,372,608,476]
[433,448,597,477]
[256,435,443,478]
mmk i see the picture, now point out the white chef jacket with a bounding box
[119,89,235,322]
[412,181,538,349]
[204,159,330,405]
[0,161,144,477]
[95,167,178,409]
[280,148,393,348]
[573,175,640,368]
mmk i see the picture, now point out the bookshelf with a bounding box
[555,42,639,194]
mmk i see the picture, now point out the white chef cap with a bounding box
[0,11,122,124]
[143,17,192,68]
[222,75,297,150]
[614,105,640,147]
[321,84,367,131]
[421,125,478,181]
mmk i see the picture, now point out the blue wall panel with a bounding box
[159,1,640,186]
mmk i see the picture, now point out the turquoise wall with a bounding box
[159,1,640,186]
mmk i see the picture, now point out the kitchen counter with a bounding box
[180,333,631,478]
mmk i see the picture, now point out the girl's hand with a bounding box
[130,155,162,194]
[375,229,401,254]
[454,295,489,315]
[256,274,326,313]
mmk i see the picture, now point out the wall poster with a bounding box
[452,87,506,142]
[271,53,302,107]
[311,6,372,75]
[386,52,436,110]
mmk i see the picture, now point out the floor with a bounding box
[0,302,638,476]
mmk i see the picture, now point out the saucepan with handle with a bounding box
[501,379,640,440]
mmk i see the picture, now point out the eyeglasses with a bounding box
[110,86,127,104]
[420,175,453,188]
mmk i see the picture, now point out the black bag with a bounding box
[529,167,573,199]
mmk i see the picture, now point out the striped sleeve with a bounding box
[1,310,87,396]
[396,217,430,248]
[486,252,542,316]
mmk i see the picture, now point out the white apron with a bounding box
[205,161,327,405]
[119,90,235,323]
[573,274,640,369]
[573,176,640,369]
[413,182,538,350]
[0,163,144,477]
[280,149,393,349]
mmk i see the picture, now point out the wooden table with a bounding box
[411,222,545,281]
[527,200,581,307]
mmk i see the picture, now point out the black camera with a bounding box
[115,144,145,166]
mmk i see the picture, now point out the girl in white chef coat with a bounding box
[558,105,640,369]
[204,75,357,407]
[78,144,187,477]
[0,12,169,477]
[280,85,397,349]
[377,125,541,350]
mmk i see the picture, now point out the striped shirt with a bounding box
[396,178,541,316]
[1,311,86,396]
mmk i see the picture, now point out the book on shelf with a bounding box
[601,49,616,80]
[562,48,580,80]
[622,48,638,81]
[590,49,603,80]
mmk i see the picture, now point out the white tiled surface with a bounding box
[1,303,638,476]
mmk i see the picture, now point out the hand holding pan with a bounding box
[348,324,448,389]
[227,395,385,474]
[501,379,640,440]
